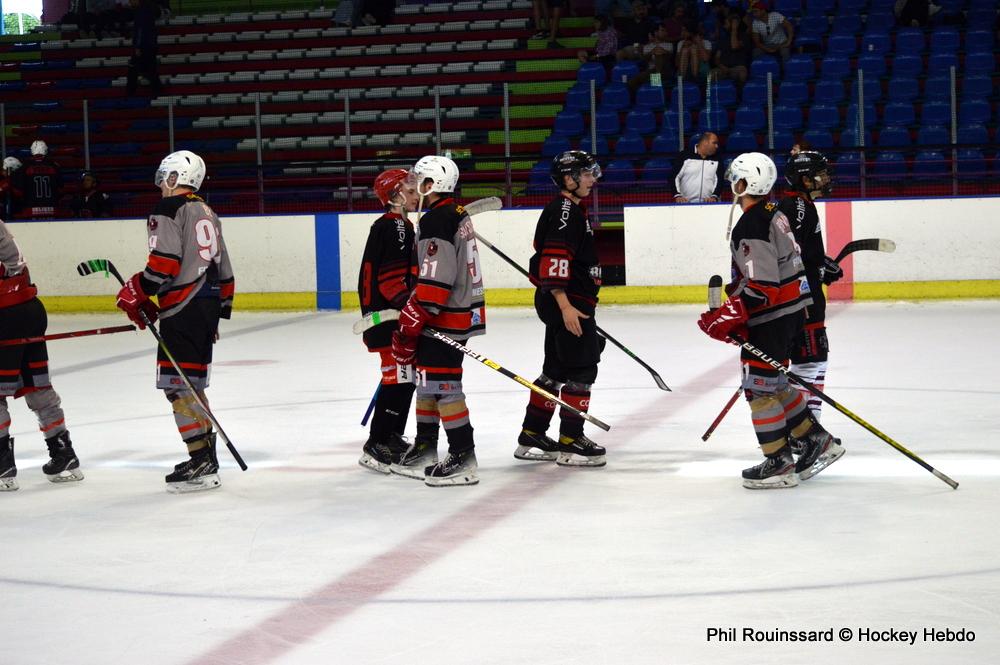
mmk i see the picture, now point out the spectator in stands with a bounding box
[671,132,724,203]
[616,1,660,63]
[70,171,112,219]
[577,15,619,73]
[676,21,712,82]
[894,0,940,28]
[360,0,395,27]
[532,0,565,48]
[712,5,750,87]
[596,0,634,20]
[749,0,794,63]
[789,140,811,157]
[627,22,676,91]
[659,1,687,43]
[126,0,162,96]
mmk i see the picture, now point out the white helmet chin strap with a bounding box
[725,180,746,240]
[415,178,434,225]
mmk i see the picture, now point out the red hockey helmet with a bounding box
[373,168,412,207]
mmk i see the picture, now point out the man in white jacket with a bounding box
[671,132,724,203]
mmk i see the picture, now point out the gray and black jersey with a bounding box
[0,219,37,309]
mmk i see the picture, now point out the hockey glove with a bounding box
[821,256,844,285]
[397,297,431,337]
[391,330,419,366]
[116,273,159,329]
[698,296,748,344]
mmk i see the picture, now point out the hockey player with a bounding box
[697,152,844,489]
[388,155,486,486]
[115,150,234,493]
[15,141,61,219]
[0,217,83,491]
[357,168,420,473]
[779,151,843,419]
[1,157,22,218]
[516,150,607,467]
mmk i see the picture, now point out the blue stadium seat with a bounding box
[726,131,760,152]
[878,126,911,146]
[698,109,729,132]
[873,151,908,176]
[740,81,769,106]
[610,60,640,84]
[808,104,840,129]
[923,76,952,102]
[956,149,986,180]
[965,31,994,54]
[651,132,680,154]
[795,16,828,50]
[735,106,766,131]
[839,0,866,11]
[831,16,862,37]
[846,103,876,127]
[783,55,815,81]
[928,52,959,74]
[542,134,571,156]
[839,128,872,147]
[564,84,593,112]
[670,81,702,111]
[965,51,996,73]
[891,55,923,78]
[635,84,666,109]
[553,111,584,136]
[848,76,882,103]
[957,124,988,145]
[774,0,801,16]
[961,76,992,100]
[707,80,738,108]
[805,0,835,14]
[882,102,916,127]
[642,158,673,183]
[968,9,997,27]
[865,11,895,32]
[595,110,620,135]
[614,132,647,157]
[861,31,891,55]
[772,130,795,151]
[960,100,991,125]
[528,161,554,192]
[603,160,636,188]
[887,77,919,102]
[921,102,951,126]
[625,108,657,135]
[930,27,960,54]
[856,53,887,77]
[773,105,804,129]
[895,28,925,55]
[778,81,809,106]
[820,56,850,79]
[917,125,949,145]
[660,110,682,135]
[600,83,630,112]
[577,62,606,87]
[771,152,788,174]
[835,151,862,182]
[814,79,845,103]
[750,57,781,81]
[803,129,834,149]
[913,151,948,178]
[579,135,610,156]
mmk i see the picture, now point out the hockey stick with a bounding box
[701,276,741,442]
[0,324,136,347]
[462,196,503,217]
[473,232,671,391]
[352,310,399,334]
[834,238,896,264]
[76,258,248,471]
[429,330,611,432]
[360,384,379,426]
[729,332,958,489]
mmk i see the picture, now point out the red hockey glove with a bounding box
[391,330,419,366]
[821,256,844,285]
[698,296,748,344]
[116,273,159,329]
[397,297,431,337]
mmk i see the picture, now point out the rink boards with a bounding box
[9,195,1000,312]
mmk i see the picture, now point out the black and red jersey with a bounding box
[16,157,61,210]
[358,211,417,349]
[529,194,601,314]
[778,191,827,323]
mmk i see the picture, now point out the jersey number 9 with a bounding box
[195,219,220,262]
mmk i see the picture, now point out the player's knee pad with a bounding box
[24,386,61,413]
[562,380,593,394]
[535,374,564,391]
[564,363,598,385]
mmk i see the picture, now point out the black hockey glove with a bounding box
[821,256,843,285]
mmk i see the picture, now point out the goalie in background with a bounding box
[115,151,235,494]
[0,217,83,491]
[357,168,420,474]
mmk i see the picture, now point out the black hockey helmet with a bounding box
[550,150,602,189]
[784,150,833,195]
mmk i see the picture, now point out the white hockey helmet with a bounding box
[155,150,206,191]
[412,154,459,195]
[726,152,776,198]
[30,140,48,157]
[3,156,21,172]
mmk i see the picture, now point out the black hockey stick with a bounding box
[429,330,611,432]
[0,324,136,347]
[77,258,248,471]
[360,384,379,426]
[729,332,958,489]
[834,238,896,264]
[473,232,671,391]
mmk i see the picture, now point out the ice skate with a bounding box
[0,436,17,491]
[166,434,220,494]
[514,429,560,461]
[359,432,409,474]
[390,436,438,479]
[424,448,479,486]
[742,447,798,489]
[42,431,84,483]
[794,430,845,481]
[556,434,606,467]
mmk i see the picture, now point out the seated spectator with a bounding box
[360,0,395,27]
[532,0,564,48]
[676,21,712,82]
[750,0,794,63]
[578,15,619,72]
[70,171,112,219]
[616,0,660,62]
[704,0,730,44]
[713,6,751,87]
[628,23,676,91]
[660,1,687,43]
[671,132,724,203]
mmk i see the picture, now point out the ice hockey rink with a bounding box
[2,301,998,665]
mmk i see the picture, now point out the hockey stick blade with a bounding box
[833,238,896,264]
[463,196,503,217]
[352,309,400,334]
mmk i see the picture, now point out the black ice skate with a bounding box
[424,447,479,487]
[556,434,607,467]
[359,432,410,474]
[42,431,84,484]
[514,429,560,461]
[793,429,845,481]
[166,434,221,494]
[0,436,17,491]
[389,436,438,479]
[742,447,798,489]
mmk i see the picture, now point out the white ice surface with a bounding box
[2,301,998,665]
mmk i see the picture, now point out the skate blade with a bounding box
[514,445,558,461]
[556,452,606,467]
[0,476,19,491]
[358,453,391,475]
[390,459,437,480]
[799,444,845,481]
[166,473,221,494]
[46,468,85,483]
[424,471,480,487]
[743,472,799,489]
